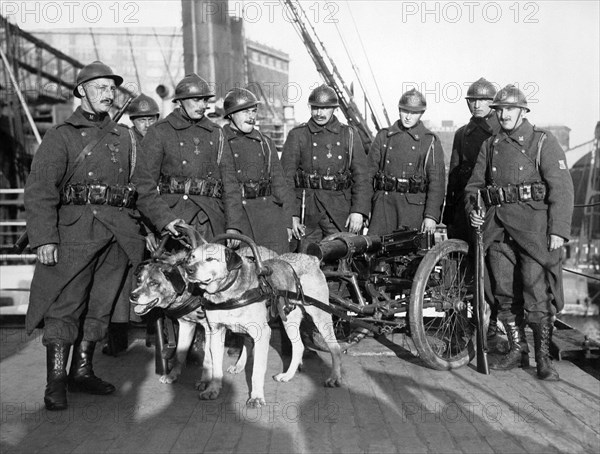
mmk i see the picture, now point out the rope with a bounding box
[574,201,600,208]
[563,267,600,282]
[345,0,391,127]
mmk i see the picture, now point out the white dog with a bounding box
[185,242,343,408]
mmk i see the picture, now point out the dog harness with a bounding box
[202,262,308,323]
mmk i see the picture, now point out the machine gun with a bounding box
[306,228,434,263]
[306,229,479,372]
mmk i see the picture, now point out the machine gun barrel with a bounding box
[306,234,382,262]
[306,229,434,263]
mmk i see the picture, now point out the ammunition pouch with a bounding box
[159,175,223,198]
[409,175,427,194]
[374,172,427,193]
[61,182,136,208]
[241,179,271,199]
[295,169,352,191]
[480,181,547,207]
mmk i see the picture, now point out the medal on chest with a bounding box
[326,144,333,159]
[107,142,120,164]
[193,137,201,155]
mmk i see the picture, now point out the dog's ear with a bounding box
[163,266,187,295]
[225,248,243,271]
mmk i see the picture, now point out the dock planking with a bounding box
[1,327,598,454]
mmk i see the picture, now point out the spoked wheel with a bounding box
[409,239,475,370]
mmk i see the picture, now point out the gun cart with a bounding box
[306,229,476,370]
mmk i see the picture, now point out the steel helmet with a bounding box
[172,73,214,102]
[490,84,529,112]
[308,84,339,108]
[73,61,123,98]
[398,89,427,113]
[223,88,261,117]
[128,94,160,118]
[466,77,497,100]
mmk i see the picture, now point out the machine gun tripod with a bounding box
[305,228,479,371]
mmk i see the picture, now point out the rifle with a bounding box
[474,192,489,374]
[12,97,134,254]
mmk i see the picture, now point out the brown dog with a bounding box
[184,242,343,408]
[130,250,247,386]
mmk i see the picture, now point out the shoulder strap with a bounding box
[422,136,435,175]
[58,123,114,190]
[217,128,225,165]
[536,132,546,171]
[347,126,354,170]
[128,129,137,179]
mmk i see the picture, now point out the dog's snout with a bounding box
[130,291,139,302]
[185,265,196,276]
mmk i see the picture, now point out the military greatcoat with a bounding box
[132,109,243,237]
[281,116,371,234]
[223,124,294,254]
[367,120,445,235]
[443,112,501,240]
[464,119,574,321]
[24,107,145,340]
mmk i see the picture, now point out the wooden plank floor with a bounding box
[1,327,599,454]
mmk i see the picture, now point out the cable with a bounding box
[345,1,391,127]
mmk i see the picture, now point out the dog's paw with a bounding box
[198,387,221,400]
[246,396,266,408]
[227,364,244,374]
[324,376,343,388]
[159,374,178,384]
[273,372,294,382]
[195,380,209,391]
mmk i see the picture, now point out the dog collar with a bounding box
[164,292,205,318]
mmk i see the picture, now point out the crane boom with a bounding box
[281,0,376,150]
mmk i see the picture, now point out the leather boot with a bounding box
[530,321,559,381]
[102,323,129,356]
[489,321,530,370]
[68,341,116,394]
[44,342,71,411]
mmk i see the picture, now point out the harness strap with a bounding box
[203,287,267,311]
[164,293,205,318]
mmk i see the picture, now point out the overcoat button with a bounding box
[183,195,188,200]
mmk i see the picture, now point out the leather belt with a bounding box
[159,175,223,198]
[61,182,136,208]
[480,181,546,207]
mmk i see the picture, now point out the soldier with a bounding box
[443,78,501,339]
[367,88,445,235]
[132,73,243,242]
[102,93,162,357]
[281,84,371,248]
[465,85,574,380]
[128,93,160,140]
[24,61,145,410]
[444,78,500,240]
[222,88,294,254]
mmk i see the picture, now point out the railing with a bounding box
[0,188,35,261]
